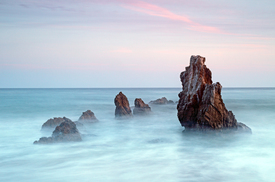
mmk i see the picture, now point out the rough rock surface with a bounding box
[114,92,132,117]
[149,97,174,105]
[177,55,251,133]
[34,119,82,144]
[78,110,98,123]
[41,117,71,130]
[133,98,151,115]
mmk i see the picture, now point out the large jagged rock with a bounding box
[41,117,70,130]
[149,97,174,105]
[78,110,98,123]
[133,98,151,115]
[34,119,82,144]
[114,92,132,118]
[177,55,251,133]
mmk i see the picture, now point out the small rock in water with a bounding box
[149,97,174,105]
[114,92,132,118]
[34,119,82,144]
[78,110,98,124]
[133,98,151,115]
[177,55,251,133]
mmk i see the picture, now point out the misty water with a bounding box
[0,88,275,182]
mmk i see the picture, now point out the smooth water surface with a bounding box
[0,88,275,182]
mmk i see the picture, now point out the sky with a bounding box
[0,0,275,88]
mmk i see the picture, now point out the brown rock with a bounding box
[149,97,174,105]
[177,55,251,133]
[41,117,71,130]
[34,119,81,144]
[133,98,151,115]
[114,92,132,118]
[78,110,98,123]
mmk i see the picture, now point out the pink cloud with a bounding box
[122,1,223,34]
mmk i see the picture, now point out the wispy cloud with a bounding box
[122,1,223,34]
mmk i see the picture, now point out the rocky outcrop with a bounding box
[34,119,82,144]
[177,55,251,133]
[114,92,132,118]
[149,97,174,105]
[78,110,98,123]
[41,117,71,130]
[133,98,151,115]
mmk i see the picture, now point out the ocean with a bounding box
[0,88,275,182]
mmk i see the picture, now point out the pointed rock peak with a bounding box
[114,92,132,118]
[177,55,251,133]
[190,55,205,65]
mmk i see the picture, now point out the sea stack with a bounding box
[177,55,251,132]
[133,98,151,115]
[114,92,132,118]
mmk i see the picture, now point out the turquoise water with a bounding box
[0,88,275,182]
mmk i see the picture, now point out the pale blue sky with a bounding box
[0,0,274,88]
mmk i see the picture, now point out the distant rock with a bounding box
[78,110,98,123]
[177,55,251,133]
[149,97,174,105]
[41,117,71,130]
[34,119,82,144]
[133,98,151,115]
[114,92,132,118]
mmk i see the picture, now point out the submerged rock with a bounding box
[34,119,82,144]
[78,110,98,123]
[41,117,71,130]
[133,98,151,115]
[177,55,251,133]
[149,97,174,105]
[236,122,252,133]
[114,92,132,118]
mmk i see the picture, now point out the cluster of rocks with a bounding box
[114,92,175,118]
[114,92,153,118]
[34,94,174,144]
[177,55,251,133]
[34,55,252,144]
[34,118,81,144]
[34,110,98,144]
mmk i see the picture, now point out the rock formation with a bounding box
[41,117,71,130]
[177,55,251,133]
[78,110,98,123]
[114,92,132,118]
[34,119,82,144]
[133,98,151,115]
[149,97,174,105]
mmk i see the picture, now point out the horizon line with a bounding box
[1,87,275,89]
